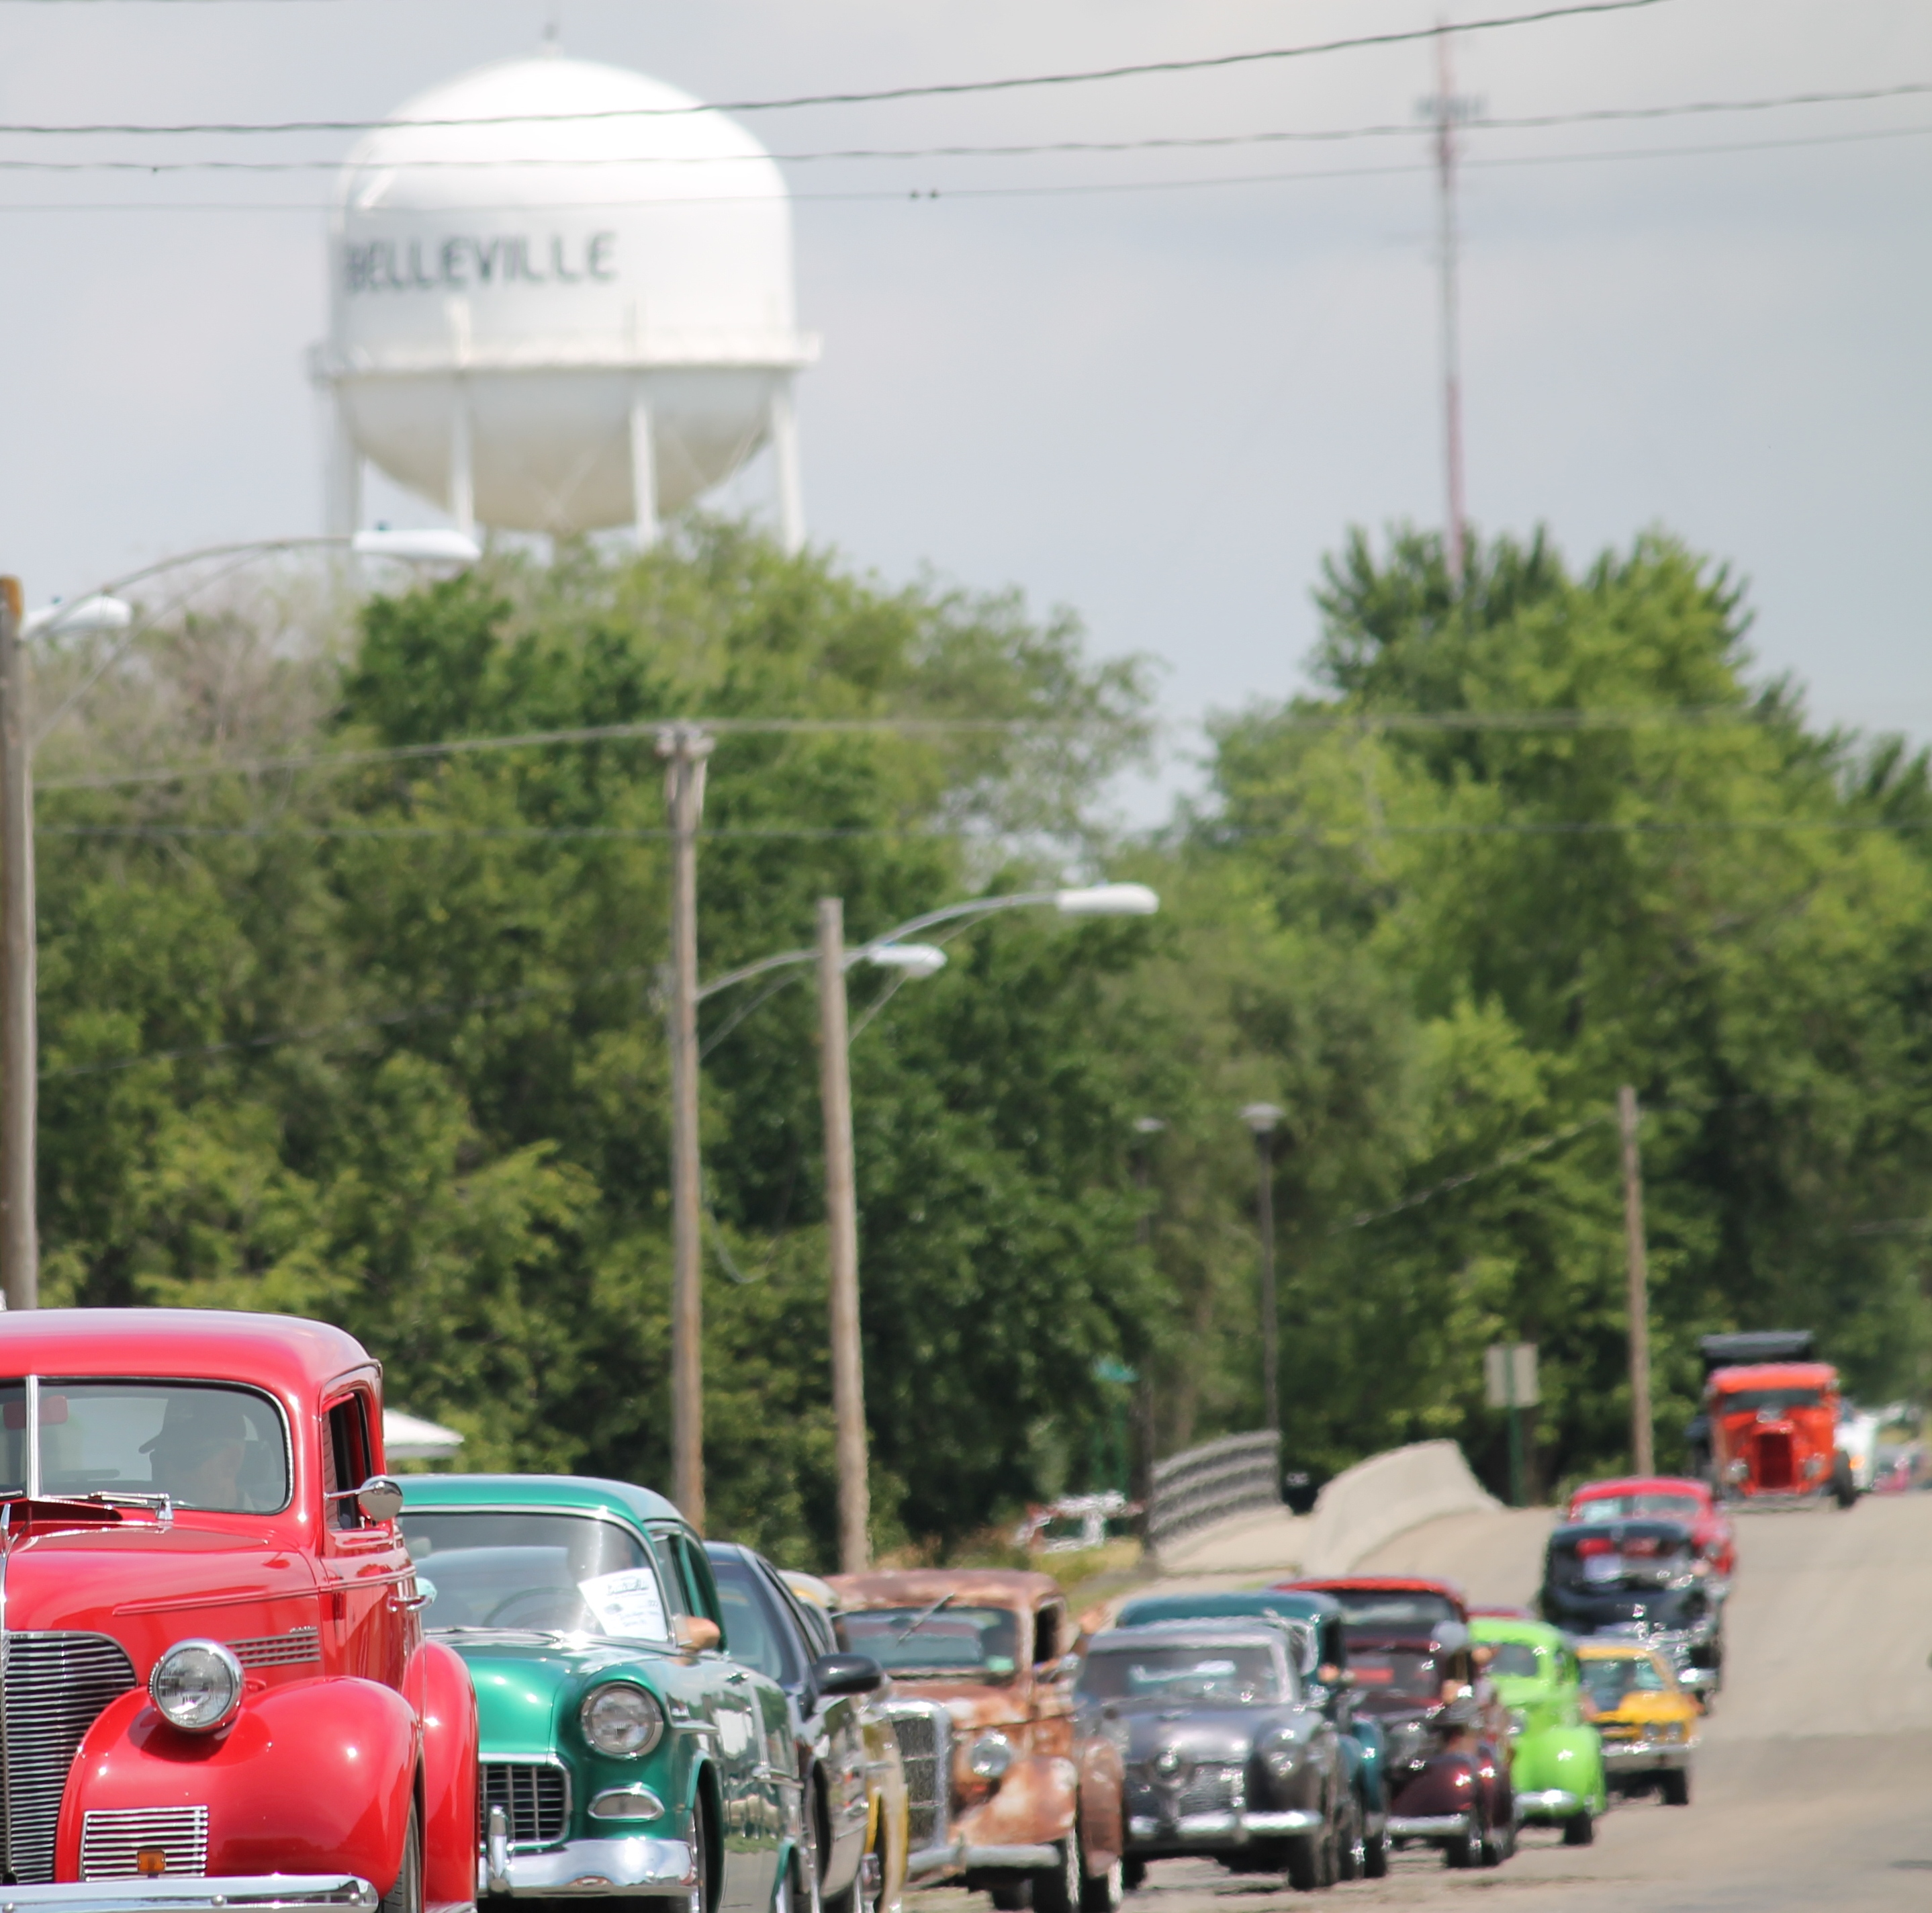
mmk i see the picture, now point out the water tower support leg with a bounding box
[448,386,476,541]
[324,394,362,537]
[770,382,804,556]
[631,390,659,551]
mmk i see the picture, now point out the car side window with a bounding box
[1034,1601,1066,1666]
[322,1392,373,1530]
[757,1558,833,1662]
[668,1530,727,1634]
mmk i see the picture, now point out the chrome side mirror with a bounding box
[357,1475,405,1523]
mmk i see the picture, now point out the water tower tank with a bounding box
[314,52,816,548]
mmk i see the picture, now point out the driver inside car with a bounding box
[143,1396,250,1509]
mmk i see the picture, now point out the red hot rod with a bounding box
[1704,1360,1857,1508]
[0,1308,477,1912]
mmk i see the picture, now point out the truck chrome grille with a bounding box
[4,1631,139,1883]
[480,1761,570,1849]
[881,1701,950,1857]
[81,1806,210,1880]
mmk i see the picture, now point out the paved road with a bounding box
[918,1488,1932,1913]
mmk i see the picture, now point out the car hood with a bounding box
[3,1515,317,1664]
[1543,1584,1703,1630]
[1114,1701,1311,1765]
[886,1681,1033,1734]
[436,1630,676,1759]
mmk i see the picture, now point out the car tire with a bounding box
[688,1791,715,1913]
[1079,1851,1123,1913]
[1482,1811,1514,1868]
[1660,1769,1692,1808]
[1031,1836,1083,1913]
[796,1772,827,1913]
[1363,1829,1389,1880]
[1441,1816,1483,1870]
[988,1885,1030,1912]
[381,1799,422,1913]
[1563,1808,1595,1847]
[1121,1859,1146,1894]
[1335,1790,1366,1883]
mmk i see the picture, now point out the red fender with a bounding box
[406,1638,480,1913]
[60,1678,420,1893]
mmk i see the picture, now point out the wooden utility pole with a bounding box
[1424,26,1474,589]
[1240,1104,1283,1433]
[1618,1084,1653,1474]
[659,724,712,1527]
[0,578,36,1311]
[816,898,869,1573]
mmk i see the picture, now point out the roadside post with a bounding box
[1485,1341,1540,1507]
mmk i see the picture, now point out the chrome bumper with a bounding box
[958,1848,1058,1873]
[1385,1815,1469,1840]
[1512,1789,1583,1820]
[0,1882,377,1913]
[1603,1741,1692,1772]
[1126,1810,1321,1847]
[492,1839,696,1897]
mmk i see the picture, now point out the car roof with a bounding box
[1118,1591,1340,1625]
[1569,1476,1711,1502]
[401,1472,684,1527]
[0,1308,374,1398]
[829,1568,1062,1607]
[1708,1362,1837,1389]
[1090,1619,1292,1653]
[1469,1615,1569,1650]
[1283,1576,1466,1601]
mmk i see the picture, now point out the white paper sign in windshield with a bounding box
[580,1568,668,1640]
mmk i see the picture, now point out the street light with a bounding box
[683,879,1161,1564]
[0,529,478,1309]
[1240,1102,1285,1434]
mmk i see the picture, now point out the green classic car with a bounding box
[1469,1617,1606,1847]
[402,1474,802,1913]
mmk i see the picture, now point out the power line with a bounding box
[0,0,1675,136]
[6,78,1927,171]
[1332,1114,1614,1232]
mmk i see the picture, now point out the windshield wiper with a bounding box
[894,1592,955,1644]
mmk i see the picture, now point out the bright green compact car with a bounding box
[1470,1617,1607,1847]
[403,1474,802,1913]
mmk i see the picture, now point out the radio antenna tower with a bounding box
[1421,26,1478,590]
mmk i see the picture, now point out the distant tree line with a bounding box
[34,522,1932,1560]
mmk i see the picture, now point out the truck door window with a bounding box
[323,1392,373,1529]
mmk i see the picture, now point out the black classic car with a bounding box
[1078,1621,1351,1892]
[1537,1519,1723,1697]
[705,1541,896,1913]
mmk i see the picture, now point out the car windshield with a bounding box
[1345,1649,1442,1703]
[1548,1533,1694,1588]
[1484,1641,1543,1679]
[0,1380,288,1512]
[1324,1590,1461,1631]
[1714,1386,1823,1414]
[401,1509,668,1639]
[839,1605,1020,1681]
[1572,1493,1704,1524]
[1581,1656,1671,1709]
[1080,1645,1283,1704]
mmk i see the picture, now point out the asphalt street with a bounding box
[917,1490,1932,1913]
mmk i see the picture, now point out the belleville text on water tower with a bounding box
[311,50,817,550]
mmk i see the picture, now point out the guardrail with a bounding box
[1146,1430,1282,1553]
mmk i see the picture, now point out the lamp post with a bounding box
[0,529,478,1310]
[694,881,1159,1569]
[1240,1102,1284,1433]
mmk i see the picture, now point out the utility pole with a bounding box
[0,578,35,1312]
[1130,1116,1166,1500]
[1422,25,1475,590]
[1240,1104,1284,1433]
[659,724,713,1527]
[816,897,869,1574]
[1618,1085,1654,1474]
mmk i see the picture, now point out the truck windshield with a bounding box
[1714,1387,1823,1414]
[839,1606,1021,1681]
[0,1379,289,1512]
[402,1509,668,1639]
[1080,1644,1284,1704]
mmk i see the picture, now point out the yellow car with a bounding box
[1576,1640,1702,1807]
[784,1570,911,1913]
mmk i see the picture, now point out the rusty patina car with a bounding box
[827,1570,1124,1913]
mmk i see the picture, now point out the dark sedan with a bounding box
[1079,1621,1349,1892]
[1538,1518,1724,1697]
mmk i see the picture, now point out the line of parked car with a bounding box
[0,1309,1855,1913]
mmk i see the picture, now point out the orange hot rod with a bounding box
[0,1308,477,1913]
[1705,1358,1857,1509]
[826,1570,1124,1913]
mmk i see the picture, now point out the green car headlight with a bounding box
[580,1682,666,1757]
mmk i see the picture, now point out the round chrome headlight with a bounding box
[580,1683,665,1758]
[968,1730,1013,1780]
[149,1640,244,1734]
[1262,1739,1300,1781]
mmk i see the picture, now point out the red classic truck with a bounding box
[0,1308,477,1911]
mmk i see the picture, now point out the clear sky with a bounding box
[3,1,1927,819]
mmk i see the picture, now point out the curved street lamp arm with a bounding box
[91,537,344,602]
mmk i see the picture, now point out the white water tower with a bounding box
[313,51,817,550]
